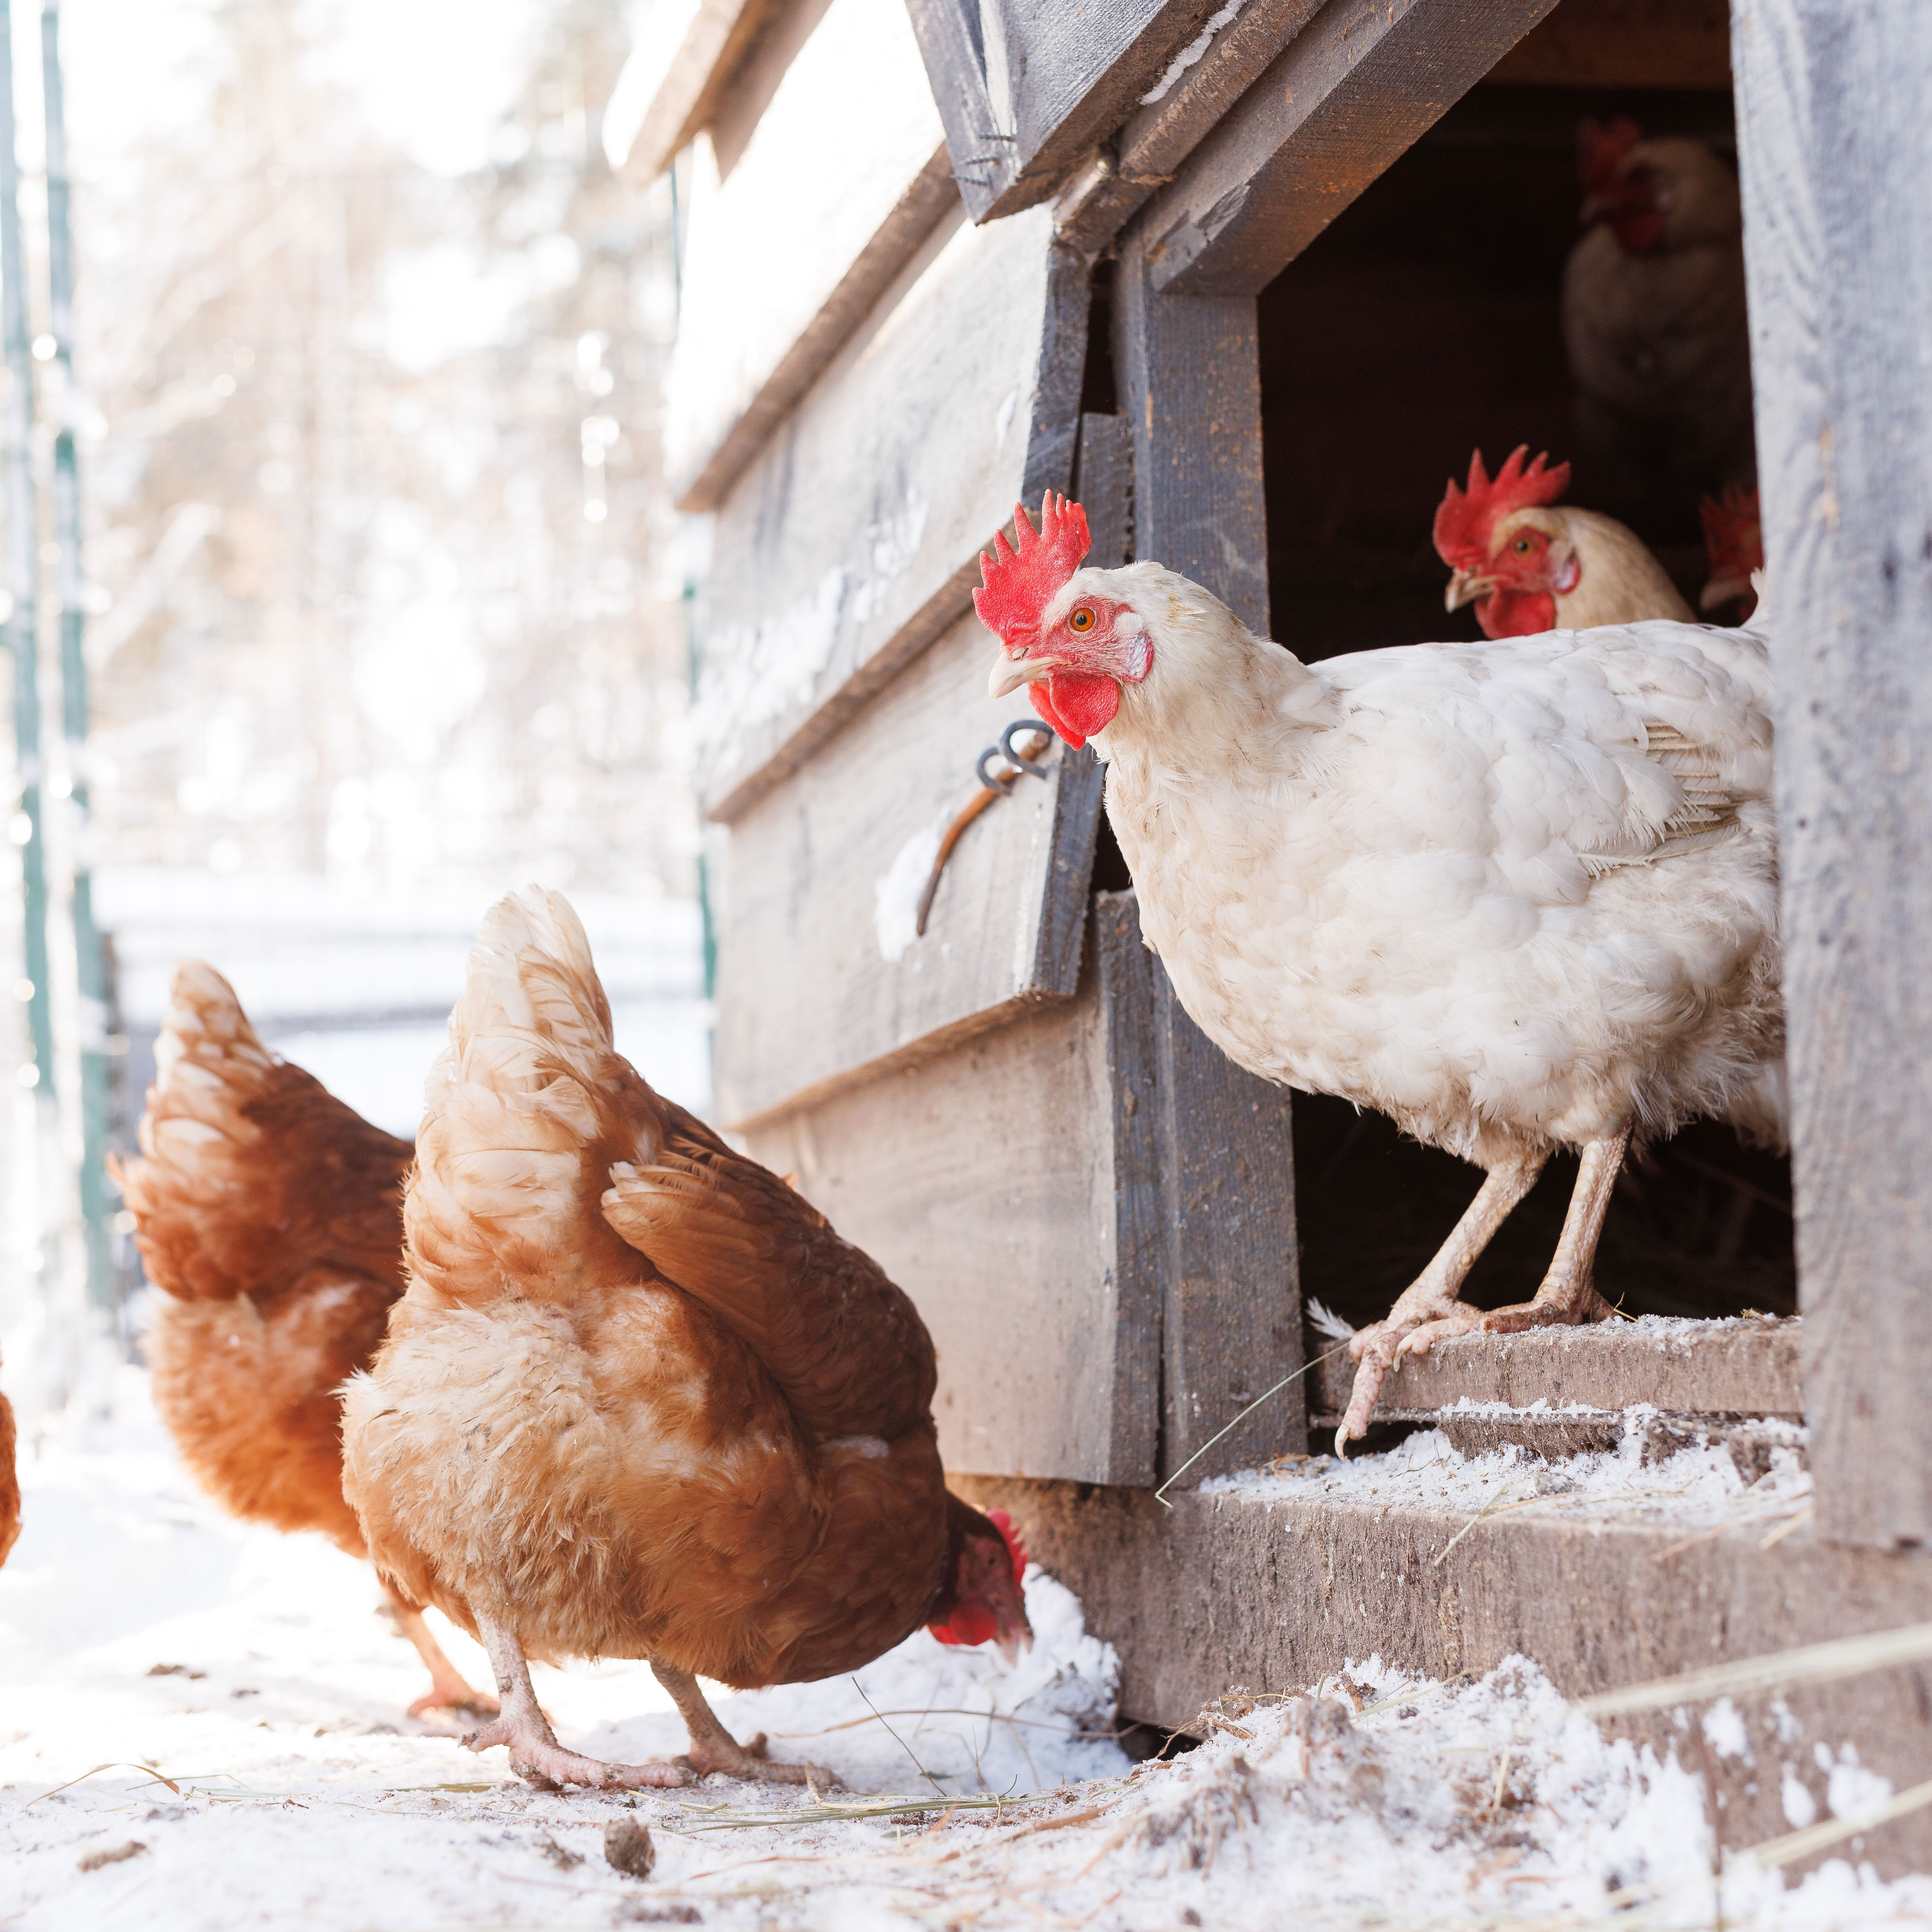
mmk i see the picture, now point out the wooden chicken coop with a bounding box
[628,0,1932,1865]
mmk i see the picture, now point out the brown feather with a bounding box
[0,1381,19,1570]
[114,963,410,1554]
[341,889,955,1689]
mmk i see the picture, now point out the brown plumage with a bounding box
[113,963,494,1717]
[340,888,1028,1792]
[0,1375,19,1570]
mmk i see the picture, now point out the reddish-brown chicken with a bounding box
[114,964,494,1717]
[341,889,1029,1791]
[1433,446,1691,637]
[0,1372,19,1569]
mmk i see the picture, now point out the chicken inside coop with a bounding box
[1235,70,1793,1393]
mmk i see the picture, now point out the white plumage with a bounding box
[984,535,1781,1448]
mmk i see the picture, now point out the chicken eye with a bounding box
[1067,606,1096,634]
[1513,536,1534,554]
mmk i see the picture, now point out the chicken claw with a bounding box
[1333,1132,1628,1456]
[652,1663,838,1787]
[467,1616,693,1791]
[461,1713,692,1792]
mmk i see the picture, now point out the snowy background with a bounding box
[0,0,709,1416]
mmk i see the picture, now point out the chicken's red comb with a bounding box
[973,494,1092,647]
[1579,116,1643,199]
[1700,483,1762,577]
[987,1507,1029,1579]
[1432,446,1572,566]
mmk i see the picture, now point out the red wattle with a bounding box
[1046,673,1121,745]
[1476,589,1558,640]
[1029,680,1075,745]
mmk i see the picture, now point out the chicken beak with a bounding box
[988,651,1061,700]
[1444,570,1495,613]
[993,1606,1034,1666]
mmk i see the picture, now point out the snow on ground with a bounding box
[1205,1410,1815,1534]
[4,1376,1928,1931]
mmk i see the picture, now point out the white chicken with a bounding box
[977,496,1783,1452]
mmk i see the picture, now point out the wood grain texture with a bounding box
[696,205,1088,823]
[1134,0,1561,297]
[666,0,954,511]
[712,610,1101,1127]
[614,0,779,184]
[1732,0,1932,1551]
[1489,0,1732,88]
[956,1471,1932,1874]
[1057,0,1327,261]
[1098,893,1300,1486]
[1147,914,1302,1483]
[903,0,1236,223]
[741,963,1159,1485]
[1309,1316,1804,1420]
[1075,412,1133,569]
[1112,232,1269,634]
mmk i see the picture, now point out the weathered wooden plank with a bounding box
[1057,0,1325,260]
[1732,0,1932,1551]
[1075,412,1133,569]
[1489,0,1731,88]
[1310,1317,1805,1421]
[957,1471,1932,1874]
[1134,0,1561,298]
[713,608,1102,1126]
[695,203,1087,823]
[902,0,1240,224]
[1112,230,1269,638]
[742,945,1160,1486]
[610,0,782,185]
[1096,892,1302,1486]
[1151,924,1303,1484]
[666,0,955,512]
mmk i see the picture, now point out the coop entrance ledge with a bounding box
[1309,1313,1802,1455]
[953,1458,1932,1878]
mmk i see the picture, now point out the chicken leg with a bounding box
[463,1616,692,1790]
[651,1662,834,1786]
[1337,1133,1628,1454]
[1337,1151,1546,1453]
[385,1590,499,1719]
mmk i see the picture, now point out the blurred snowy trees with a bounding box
[80,0,694,899]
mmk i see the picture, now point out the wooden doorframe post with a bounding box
[1732,0,1932,1548]
[1109,230,1301,1474]
[1112,227,1270,637]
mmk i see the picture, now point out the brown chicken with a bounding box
[0,1373,19,1569]
[1561,118,1756,517]
[341,888,1029,1791]
[114,964,494,1717]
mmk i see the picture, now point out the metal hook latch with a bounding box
[976,718,1058,793]
[917,721,1061,938]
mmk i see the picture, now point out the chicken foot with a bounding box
[463,1616,693,1790]
[1338,1133,1631,1455]
[650,1662,836,1786]
[1337,1152,1548,1455]
[385,1590,500,1719]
